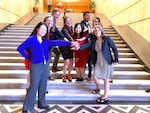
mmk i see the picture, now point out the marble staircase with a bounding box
[0,21,150,103]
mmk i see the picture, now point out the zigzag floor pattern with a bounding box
[0,104,150,113]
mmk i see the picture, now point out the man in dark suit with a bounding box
[50,8,64,73]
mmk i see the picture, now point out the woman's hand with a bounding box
[71,41,80,50]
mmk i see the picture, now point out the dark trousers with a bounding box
[51,47,60,68]
[87,56,96,78]
[88,59,92,78]
[23,63,49,110]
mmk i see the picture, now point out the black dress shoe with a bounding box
[52,67,61,72]
[45,90,48,94]
[48,76,55,81]
[76,77,84,82]
[76,78,80,81]
[22,110,27,113]
[79,77,84,81]
[39,105,50,110]
[145,88,150,93]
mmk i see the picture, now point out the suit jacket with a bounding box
[81,20,91,33]
[61,25,74,41]
[45,27,65,40]
[80,35,118,65]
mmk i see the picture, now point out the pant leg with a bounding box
[23,63,43,111]
[47,50,51,77]
[52,47,60,68]
[38,63,49,107]
[88,59,92,78]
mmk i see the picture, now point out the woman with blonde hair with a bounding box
[79,25,118,103]
[92,25,118,103]
[60,16,74,82]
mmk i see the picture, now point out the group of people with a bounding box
[17,9,118,113]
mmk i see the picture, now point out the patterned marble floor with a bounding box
[0,104,150,113]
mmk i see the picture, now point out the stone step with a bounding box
[112,40,125,44]
[6,25,34,30]
[106,34,120,37]
[0,33,122,39]
[0,35,29,38]
[0,36,122,43]
[9,23,113,30]
[0,46,17,51]
[0,39,125,45]
[10,25,35,27]
[0,70,149,79]
[118,58,139,63]
[46,89,150,102]
[0,32,31,36]
[0,88,149,102]
[103,26,115,29]
[3,29,118,35]
[0,38,124,43]
[3,29,33,33]
[0,23,149,103]
[0,50,129,56]
[6,26,60,30]
[104,31,118,34]
[0,62,145,71]
[0,47,131,52]
[0,50,132,57]
[0,56,139,64]
[119,53,135,58]
[0,57,23,63]
[0,79,149,90]
[0,42,128,48]
[1,29,119,35]
[0,38,123,44]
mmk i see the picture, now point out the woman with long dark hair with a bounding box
[17,22,77,113]
[73,23,90,81]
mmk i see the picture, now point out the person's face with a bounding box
[37,24,47,37]
[83,13,90,22]
[45,16,53,29]
[93,18,100,27]
[52,11,60,20]
[75,24,82,34]
[65,17,72,27]
[94,27,102,37]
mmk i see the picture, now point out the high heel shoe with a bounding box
[96,97,109,104]
[62,75,66,82]
[26,88,29,94]
[67,74,72,82]
[92,89,100,94]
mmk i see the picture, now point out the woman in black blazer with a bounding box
[60,16,74,82]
